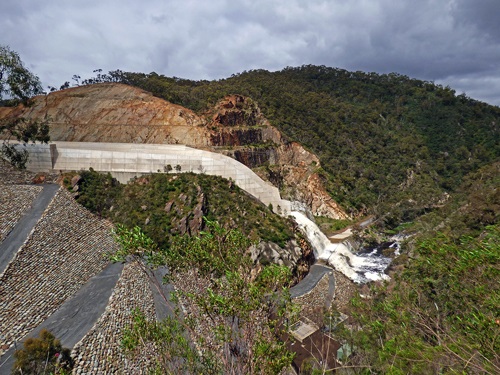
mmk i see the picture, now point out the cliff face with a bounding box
[276,143,348,219]
[207,95,348,219]
[0,84,347,219]
[0,83,209,145]
[206,94,282,146]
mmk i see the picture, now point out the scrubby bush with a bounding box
[12,329,74,374]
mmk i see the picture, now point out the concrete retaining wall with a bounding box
[20,142,291,214]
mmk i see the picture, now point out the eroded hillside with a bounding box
[0,83,347,219]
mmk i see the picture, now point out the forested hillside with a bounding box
[5,44,499,372]
[343,161,500,373]
[63,66,499,373]
[84,66,500,227]
[64,170,312,277]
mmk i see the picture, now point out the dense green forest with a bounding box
[82,66,500,226]
[65,170,309,268]
[68,66,500,373]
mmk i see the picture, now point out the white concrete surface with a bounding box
[18,142,292,214]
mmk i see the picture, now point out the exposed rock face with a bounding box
[165,185,207,236]
[0,84,348,219]
[249,235,315,281]
[0,83,209,145]
[206,95,281,147]
[306,173,348,218]
[207,96,347,219]
[275,143,349,220]
[250,240,303,269]
[188,186,206,235]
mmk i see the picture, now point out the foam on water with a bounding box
[290,211,391,283]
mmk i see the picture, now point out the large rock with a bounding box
[249,237,315,279]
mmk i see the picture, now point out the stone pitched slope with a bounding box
[0,185,42,243]
[0,188,116,356]
[71,262,156,374]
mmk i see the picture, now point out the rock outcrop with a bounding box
[0,83,208,145]
[0,84,348,219]
[276,143,348,219]
[249,236,314,281]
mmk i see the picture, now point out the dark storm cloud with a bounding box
[452,0,500,42]
[1,0,499,105]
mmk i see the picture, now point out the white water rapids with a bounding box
[291,211,392,284]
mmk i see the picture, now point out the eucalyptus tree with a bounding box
[0,45,49,169]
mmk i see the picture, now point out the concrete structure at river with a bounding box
[19,141,292,214]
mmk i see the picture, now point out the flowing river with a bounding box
[291,211,392,283]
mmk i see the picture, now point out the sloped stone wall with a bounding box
[0,189,115,355]
[71,262,156,374]
[0,185,42,243]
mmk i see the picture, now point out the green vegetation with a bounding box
[413,161,500,240]
[81,66,500,225]
[12,329,74,374]
[315,216,353,237]
[111,221,296,374]
[64,65,500,373]
[0,45,44,103]
[1,45,49,169]
[329,161,500,373]
[338,224,500,374]
[74,170,294,250]
[69,168,122,217]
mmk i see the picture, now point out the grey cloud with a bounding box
[1,0,499,105]
[452,0,500,42]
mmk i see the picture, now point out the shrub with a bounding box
[12,329,74,374]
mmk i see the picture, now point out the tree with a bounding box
[75,168,122,217]
[110,220,296,374]
[1,116,50,169]
[164,164,173,174]
[0,45,49,169]
[0,45,43,103]
[12,329,74,374]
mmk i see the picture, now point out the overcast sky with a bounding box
[2,0,500,106]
